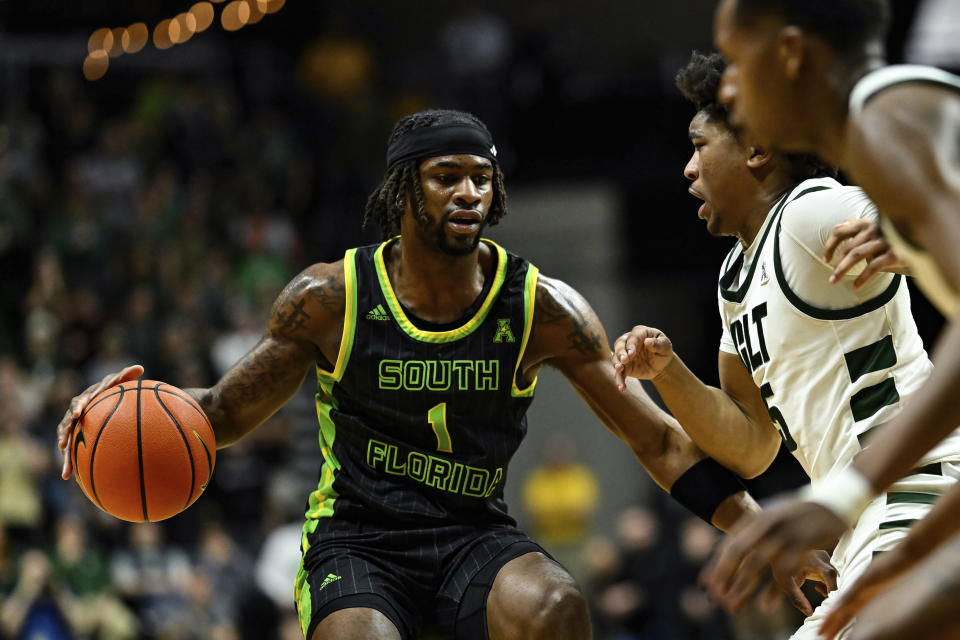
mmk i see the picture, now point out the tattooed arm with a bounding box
[521,276,754,529]
[56,260,346,476]
[187,261,347,448]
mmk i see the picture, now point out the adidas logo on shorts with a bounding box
[366,304,390,321]
[318,573,342,591]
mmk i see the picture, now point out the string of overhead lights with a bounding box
[83,0,286,80]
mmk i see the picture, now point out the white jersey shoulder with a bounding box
[849,64,960,116]
[716,178,959,481]
[848,64,960,317]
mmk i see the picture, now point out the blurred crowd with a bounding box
[0,59,373,638]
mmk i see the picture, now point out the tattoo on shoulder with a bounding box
[276,297,310,332]
[308,274,346,316]
[535,281,603,355]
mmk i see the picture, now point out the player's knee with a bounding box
[526,581,590,639]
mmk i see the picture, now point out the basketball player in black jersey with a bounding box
[56,109,830,639]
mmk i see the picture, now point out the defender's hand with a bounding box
[824,219,907,289]
[700,498,848,612]
[612,325,674,391]
[57,364,144,480]
[768,549,837,617]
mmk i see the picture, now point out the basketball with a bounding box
[71,379,216,523]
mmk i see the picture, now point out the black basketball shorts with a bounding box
[294,519,550,640]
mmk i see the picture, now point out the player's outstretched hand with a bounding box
[824,219,908,289]
[766,549,837,617]
[57,364,144,480]
[612,325,674,391]
[700,497,848,613]
[819,535,928,639]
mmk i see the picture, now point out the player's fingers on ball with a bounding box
[57,409,75,448]
[123,364,144,379]
[61,432,73,479]
[69,394,88,419]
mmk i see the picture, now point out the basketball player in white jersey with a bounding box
[612,50,960,640]
[701,0,960,637]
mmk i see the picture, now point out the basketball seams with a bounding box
[152,383,198,511]
[77,387,123,423]
[156,384,213,430]
[85,386,127,512]
[136,378,148,522]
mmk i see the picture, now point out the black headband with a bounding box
[385,122,497,170]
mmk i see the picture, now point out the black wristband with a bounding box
[670,457,746,524]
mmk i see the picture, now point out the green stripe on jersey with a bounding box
[305,378,341,520]
[850,377,900,422]
[845,335,897,382]
[911,462,944,476]
[511,264,539,398]
[879,518,918,530]
[886,491,940,505]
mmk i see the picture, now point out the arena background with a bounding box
[0,1,949,638]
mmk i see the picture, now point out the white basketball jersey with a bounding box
[849,64,960,317]
[718,178,960,482]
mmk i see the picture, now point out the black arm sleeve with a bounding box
[669,457,747,524]
[740,443,809,501]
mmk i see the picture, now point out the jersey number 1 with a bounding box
[760,383,798,452]
[428,403,453,453]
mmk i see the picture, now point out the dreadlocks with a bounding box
[362,109,508,239]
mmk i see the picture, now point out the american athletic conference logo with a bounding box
[494,319,515,343]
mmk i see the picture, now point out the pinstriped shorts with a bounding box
[295,519,547,640]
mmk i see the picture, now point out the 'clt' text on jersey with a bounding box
[716,178,943,482]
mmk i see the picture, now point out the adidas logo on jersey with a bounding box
[366,304,390,321]
[318,573,342,591]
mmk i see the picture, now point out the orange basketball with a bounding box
[71,379,216,522]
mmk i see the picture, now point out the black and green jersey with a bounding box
[304,238,539,528]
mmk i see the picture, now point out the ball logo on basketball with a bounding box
[71,379,216,522]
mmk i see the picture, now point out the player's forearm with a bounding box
[853,319,960,491]
[186,336,312,448]
[652,354,770,476]
[711,490,760,532]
